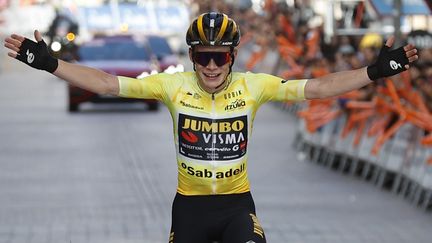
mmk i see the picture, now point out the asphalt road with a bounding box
[0,57,431,243]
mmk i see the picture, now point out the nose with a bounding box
[206,58,218,69]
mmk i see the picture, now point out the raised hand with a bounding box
[4,30,58,73]
[367,36,418,81]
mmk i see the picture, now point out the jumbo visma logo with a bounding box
[178,114,248,161]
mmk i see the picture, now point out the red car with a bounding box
[68,35,178,112]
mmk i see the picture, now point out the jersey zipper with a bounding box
[211,93,217,194]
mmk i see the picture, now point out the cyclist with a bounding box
[3,12,418,243]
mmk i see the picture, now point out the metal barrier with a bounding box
[296,114,432,211]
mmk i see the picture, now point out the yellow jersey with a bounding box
[118,72,307,195]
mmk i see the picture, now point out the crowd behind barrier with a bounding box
[293,83,432,211]
[191,0,432,211]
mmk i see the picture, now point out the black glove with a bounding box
[16,38,58,73]
[367,44,409,81]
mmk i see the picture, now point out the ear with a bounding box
[230,48,238,65]
[232,48,238,58]
[189,48,196,71]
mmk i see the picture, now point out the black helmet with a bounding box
[186,12,241,47]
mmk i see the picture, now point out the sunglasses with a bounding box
[193,52,231,67]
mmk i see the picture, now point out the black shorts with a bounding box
[169,192,266,243]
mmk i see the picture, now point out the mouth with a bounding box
[203,73,221,79]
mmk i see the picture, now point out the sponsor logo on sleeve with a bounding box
[180,101,204,110]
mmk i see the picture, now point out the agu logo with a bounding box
[225,99,246,111]
[390,60,402,70]
[26,49,35,64]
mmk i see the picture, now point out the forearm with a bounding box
[53,60,119,96]
[305,67,372,99]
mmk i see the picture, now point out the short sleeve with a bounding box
[246,73,308,105]
[118,73,178,101]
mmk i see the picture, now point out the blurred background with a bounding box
[0,0,431,243]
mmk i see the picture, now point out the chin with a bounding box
[200,78,222,87]
[206,81,224,89]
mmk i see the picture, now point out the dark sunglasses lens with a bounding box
[213,52,230,66]
[194,52,211,66]
[194,52,230,66]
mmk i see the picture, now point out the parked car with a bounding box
[147,35,179,71]
[68,34,179,112]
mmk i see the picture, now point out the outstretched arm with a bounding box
[4,30,119,96]
[304,36,418,99]
[54,60,119,96]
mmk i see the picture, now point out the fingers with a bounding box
[10,34,25,42]
[4,37,20,47]
[4,42,20,52]
[7,52,17,58]
[34,30,43,42]
[4,34,24,47]
[4,36,22,47]
[4,35,22,56]
[385,36,395,48]
[3,33,26,58]
[408,55,419,63]
[405,48,417,57]
[403,43,415,52]
[403,44,418,63]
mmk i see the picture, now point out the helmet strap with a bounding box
[228,47,235,74]
[191,46,197,71]
[214,72,232,92]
